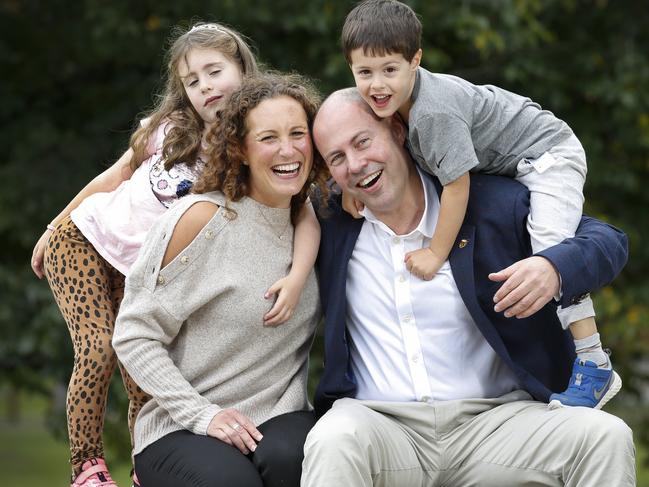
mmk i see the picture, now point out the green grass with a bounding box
[0,390,647,486]
[0,419,132,486]
[0,392,132,487]
[639,442,649,487]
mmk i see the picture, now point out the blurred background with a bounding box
[1,0,647,485]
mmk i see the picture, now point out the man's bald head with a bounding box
[316,87,381,128]
[313,87,390,167]
[312,86,422,232]
[314,87,389,160]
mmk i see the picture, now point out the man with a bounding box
[302,88,635,486]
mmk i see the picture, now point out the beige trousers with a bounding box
[301,391,635,487]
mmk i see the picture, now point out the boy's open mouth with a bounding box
[371,94,391,107]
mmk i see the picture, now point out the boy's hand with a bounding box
[404,248,444,281]
[263,274,304,326]
[342,190,364,219]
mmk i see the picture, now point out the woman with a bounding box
[112,72,329,487]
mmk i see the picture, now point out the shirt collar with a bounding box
[361,167,439,239]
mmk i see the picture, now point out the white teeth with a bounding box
[373,95,389,101]
[273,162,300,172]
[359,170,382,188]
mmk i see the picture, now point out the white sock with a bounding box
[574,332,611,369]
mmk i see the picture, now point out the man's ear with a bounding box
[410,49,422,70]
[389,114,407,145]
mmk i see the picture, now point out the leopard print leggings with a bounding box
[44,216,149,475]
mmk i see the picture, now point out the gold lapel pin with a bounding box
[459,238,469,249]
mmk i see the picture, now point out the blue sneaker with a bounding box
[548,359,622,409]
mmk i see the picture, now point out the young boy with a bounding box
[341,0,621,409]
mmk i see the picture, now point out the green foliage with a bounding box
[1,0,647,465]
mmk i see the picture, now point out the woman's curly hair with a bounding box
[194,72,330,223]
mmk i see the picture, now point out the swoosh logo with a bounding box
[436,152,447,169]
[593,375,612,400]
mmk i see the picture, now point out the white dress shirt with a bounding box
[346,169,520,402]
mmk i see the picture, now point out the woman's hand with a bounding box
[207,408,263,454]
[263,274,304,327]
[31,228,53,279]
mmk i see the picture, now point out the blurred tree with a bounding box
[1,0,647,465]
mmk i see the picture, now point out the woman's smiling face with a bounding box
[243,95,314,208]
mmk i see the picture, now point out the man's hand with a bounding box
[207,408,263,454]
[489,256,560,318]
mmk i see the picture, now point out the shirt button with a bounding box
[157,276,166,285]
[399,275,406,283]
[205,230,214,239]
[411,354,419,363]
[180,255,189,264]
[403,314,412,322]
[421,396,431,402]
[392,236,400,244]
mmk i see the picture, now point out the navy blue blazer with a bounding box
[314,173,628,416]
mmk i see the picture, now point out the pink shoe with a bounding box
[71,458,118,487]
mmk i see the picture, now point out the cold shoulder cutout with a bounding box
[161,201,220,268]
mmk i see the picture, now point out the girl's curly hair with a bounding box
[129,22,258,172]
[194,72,330,223]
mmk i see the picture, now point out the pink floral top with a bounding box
[71,120,205,275]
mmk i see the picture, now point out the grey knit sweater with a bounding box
[113,191,320,454]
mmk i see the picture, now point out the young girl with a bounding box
[31,22,318,487]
